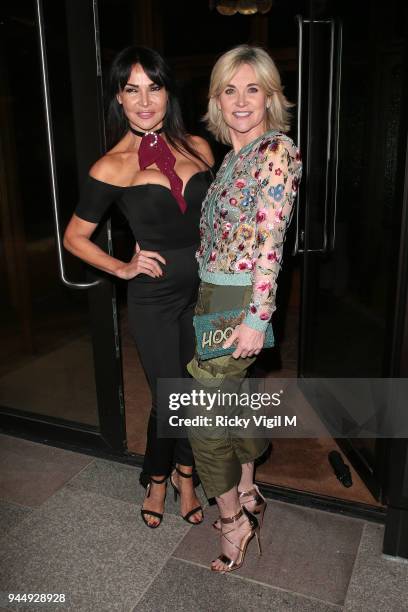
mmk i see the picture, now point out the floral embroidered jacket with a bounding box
[196,129,302,332]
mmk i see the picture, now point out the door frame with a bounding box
[0,0,126,453]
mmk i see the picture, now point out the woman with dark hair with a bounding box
[64,46,214,528]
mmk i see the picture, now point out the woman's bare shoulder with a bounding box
[188,134,215,167]
[89,151,127,184]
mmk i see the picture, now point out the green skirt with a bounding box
[187,282,268,499]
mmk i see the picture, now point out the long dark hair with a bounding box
[106,46,208,167]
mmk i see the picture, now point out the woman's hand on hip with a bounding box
[116,243,166,279]
[223,323,264,359]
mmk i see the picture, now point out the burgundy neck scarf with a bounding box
[129,125,187,214]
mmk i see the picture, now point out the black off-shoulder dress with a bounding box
[75,170,212,477]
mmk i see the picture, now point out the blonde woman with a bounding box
[187,45,302,572]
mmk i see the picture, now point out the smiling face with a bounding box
[116,63,168,133]
[217,63,269,147]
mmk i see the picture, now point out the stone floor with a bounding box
[0,432,407,612]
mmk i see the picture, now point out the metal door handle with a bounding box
[36,0,100,289]
[293,15,336,255]
[330,19,343,251]
[293,14,304,256]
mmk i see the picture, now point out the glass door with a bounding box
[0,0,125,451]
[297,0,408,497]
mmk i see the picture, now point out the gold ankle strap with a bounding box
[220,509,243,524]
[239,488,254,497]
[239,487,263,503]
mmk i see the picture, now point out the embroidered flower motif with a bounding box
[268,184,284,202]
[267,250,279,262]
[242,187,254,197]
[275,168,282,176]
[222,222,232,239]
[241,189,255,209]
[239,214,247,222]
[260,312,270,321]
[221,189,227,198]
[235,258,253,271]
[259,139,271,154]
[229,197,238,206]
[257,228,269,244]
[209,251,217,262]
[256,281,271,292]
[256,208,267,223]
[235,179,246,189]
[274,208,284,223]
[238,243,245,251]
[250,304,257,314]
[237,224,254,241]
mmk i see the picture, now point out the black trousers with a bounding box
[127,244,198,477]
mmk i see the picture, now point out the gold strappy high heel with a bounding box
[239,484,267,525]
[212,484,267,531]
[211,506,262,574]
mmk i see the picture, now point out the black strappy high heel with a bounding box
[170,466,204,525]
[140,475,167,528]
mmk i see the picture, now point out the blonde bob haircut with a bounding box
[204,45,293,145]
